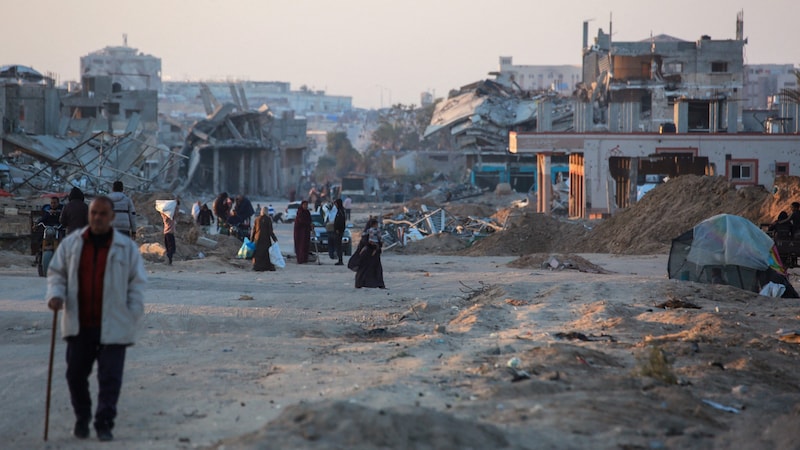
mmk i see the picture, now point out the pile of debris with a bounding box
[131,192,242,264]
[459,212,590,256]
[577,175,771,254]
[424,80,572,152]
[382,203,508,252]
[507,253,612,273]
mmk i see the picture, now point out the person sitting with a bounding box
[197,204,214,233]
[226,209,244,228]
[38,197,62,227]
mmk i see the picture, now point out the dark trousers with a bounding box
[345,208,351,221]
[330,231,344,262]
[164,232,176,261]
[65,327,127,430]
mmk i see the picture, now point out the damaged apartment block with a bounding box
[575,12,746,134]
[178,83,307,196]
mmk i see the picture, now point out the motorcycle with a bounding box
[34,223,63,277]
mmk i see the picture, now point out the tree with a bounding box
[369,101,449,153]
[324,131,361,178]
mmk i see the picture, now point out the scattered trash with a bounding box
[506,357,521,369]
[731,385,749,396]
[196,236,218,249]
[656,296,701,309]
[505,298,528,306]
[701,399,740,414]
[554,332,616,342]
[434,324,447,334]
[777,331,800,343]
[197,252,205,259]
[505,366,531,382]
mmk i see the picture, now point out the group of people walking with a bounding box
[291,198,385,288]
[41,186,384,443]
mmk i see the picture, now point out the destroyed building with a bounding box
[575,13,747,133]
[424,80,572,194]
[80,36,162,92]
[178,84,307,196]
[0,44,163,195]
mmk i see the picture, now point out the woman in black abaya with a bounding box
[349,218,386,289]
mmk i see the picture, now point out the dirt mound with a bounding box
[210,400,511,450]
[460,212,590,256]
[757,175,800,222]
[507,253,612,273]
[577,175,772,254]
[398,233,468,255]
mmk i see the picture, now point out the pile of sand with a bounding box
[210,400,511,450]
[507,253,612,273]
[457,175,800,257]
[397,233,468,255]
[575,175,771,254]
[460,212,590,256]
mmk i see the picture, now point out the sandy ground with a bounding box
[3,221,800,449]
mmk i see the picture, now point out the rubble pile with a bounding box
[397,233,467,255]
[507,253,611,273]
[132,192,243,264]
[460,212,590,256]
[756,175,800,222]
[577,175,771,254]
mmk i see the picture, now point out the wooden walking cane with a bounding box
[44,308,57,441]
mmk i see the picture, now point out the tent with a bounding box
[668,214,798,297]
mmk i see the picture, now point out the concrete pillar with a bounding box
[608,102,620,132]
[213,148,220,194]
[537,100,553,132]
[629,157,639,203]
[674,101,689,133]
[537,153,552,214]
[726,100,738,134]
[709,101,719,133]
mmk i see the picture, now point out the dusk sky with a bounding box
[5,0,799,109]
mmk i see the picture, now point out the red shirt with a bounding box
[77,229,112,327]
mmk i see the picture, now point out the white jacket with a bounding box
[46,227,147,344]
[108,191,137,233]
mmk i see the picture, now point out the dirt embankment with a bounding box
[456,175,800,257]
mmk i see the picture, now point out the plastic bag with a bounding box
[759,281,786,298]
[155,200,177,219]
[269,241,286,268]
[237,237,255,259]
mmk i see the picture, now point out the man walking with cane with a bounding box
[46,196,146,441]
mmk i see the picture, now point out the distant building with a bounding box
[160,81,351,120]
[492,56,581,94]
[0,66,59,135]
[742,64,798,110]
[80,37,162,92]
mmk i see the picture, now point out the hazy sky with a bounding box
[5,0,799,109]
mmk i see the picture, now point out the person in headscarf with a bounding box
[350,218,386,289]
[251,207,278,271]
[60,187,89,235]
[293,200,312,264]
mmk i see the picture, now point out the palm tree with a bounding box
[779,69,800,104]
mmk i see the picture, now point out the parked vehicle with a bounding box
[309,213,352,256]
[285,201,301,222]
